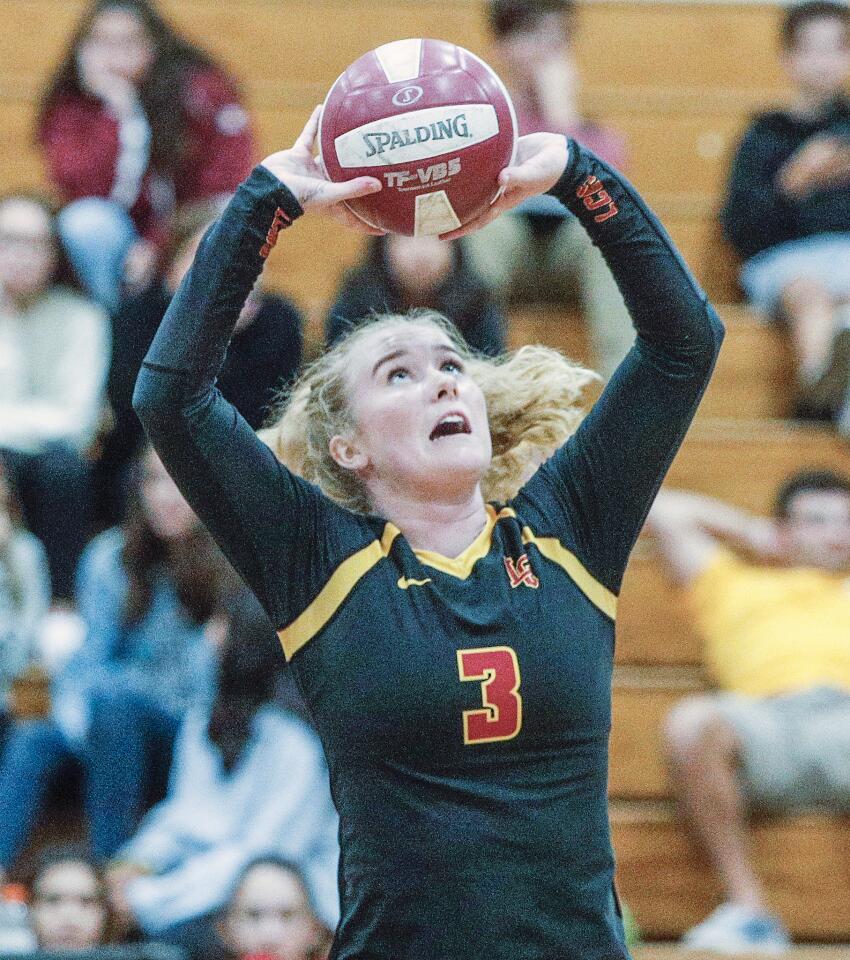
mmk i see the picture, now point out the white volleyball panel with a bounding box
[334,104,499,168]
[414,191,462,236]
[374,39,423,84]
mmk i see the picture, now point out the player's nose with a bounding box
[431,368,459,401]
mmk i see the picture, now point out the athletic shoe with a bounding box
[682,902,791,954]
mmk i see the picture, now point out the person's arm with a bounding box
[132,110,383,623]
[509,140,724,595]
[38,99,120,200]
[645,489,780,586]
[720,122,792,260]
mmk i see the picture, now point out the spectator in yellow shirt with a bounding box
[646,469,850,954]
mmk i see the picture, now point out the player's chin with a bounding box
[426,436,490,474]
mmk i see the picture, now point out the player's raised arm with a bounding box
[132,110,382,613]
[472,136,725,597]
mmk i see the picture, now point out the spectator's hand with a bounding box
[776,134,850,199]
[77,44,140,118]
[123,239,158,294]
[261,107,385,235]
[439,133,569,240]
[105,861,146,930]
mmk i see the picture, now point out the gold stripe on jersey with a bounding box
[521,528,617,620]
[415,505,516,578]
[278,524,400,661]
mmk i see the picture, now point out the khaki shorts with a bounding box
[714,686,850,811]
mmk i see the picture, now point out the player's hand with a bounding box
[439,133,569,240]
[261,107,386,235]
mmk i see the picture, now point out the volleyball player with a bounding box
[133,107,723,960]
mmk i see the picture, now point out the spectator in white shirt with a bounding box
[106,590,339,958]
[0,193,109,600]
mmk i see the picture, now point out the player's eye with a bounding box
[387,366,410,383]
[441,359,463,375]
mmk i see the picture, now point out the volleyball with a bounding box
[319,38,517,236]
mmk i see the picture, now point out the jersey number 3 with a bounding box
[456,646,523,745]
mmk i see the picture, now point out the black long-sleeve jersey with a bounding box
[134,141,723,960]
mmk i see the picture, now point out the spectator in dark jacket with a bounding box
[37,0,255,312]
[95,204,303,526]
[721,0,850,425]
[326,234,505,357]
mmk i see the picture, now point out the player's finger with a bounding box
[294,105,323,154]
[321,177,383,205]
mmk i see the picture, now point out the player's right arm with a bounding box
[133,110,381,618]
[645,490,780,586]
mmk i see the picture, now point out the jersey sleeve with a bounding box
[513,140,724,596]
[132,167,373,630]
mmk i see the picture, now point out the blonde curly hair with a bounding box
[259,311,598,512]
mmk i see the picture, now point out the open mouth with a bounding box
[430,412,471,441]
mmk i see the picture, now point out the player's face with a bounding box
[783,17,850,98]
[82,7,155,85]
[337,322,492,501]
[0,199,57,303]
[779,489,850,570]
[140,449,199,541]
[31,861,107,951]
[222,864,322,960]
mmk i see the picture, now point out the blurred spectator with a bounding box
[106,590,339,959]
[95,205,303,526]
[0,193,109,601]
[646,471,850,953]
[29,846,110,951]
[218,857,331,960]
[464,0,633,378]
[721,1,850,426]
[0,459,51,738]
[326,234,505,356]
[37,0,255,313]
[0,448,225,879]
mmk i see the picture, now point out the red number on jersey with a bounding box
[456,646,523,745]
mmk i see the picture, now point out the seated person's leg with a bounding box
[462,213,531,300]
[57,198,138,315]
[786,686,850,813]
[0,718,73,876]
[550,217,634,380]
[664,692,796,951]
[85,686,180,861]
[7,444,92,603]
[741,233,850,419]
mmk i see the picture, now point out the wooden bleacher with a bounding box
[1,0,848,945]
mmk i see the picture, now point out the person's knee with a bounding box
[663,696,739,766]
[780,275,833,310]
[57,198,133,253]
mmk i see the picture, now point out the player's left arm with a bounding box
[498,141,724,595]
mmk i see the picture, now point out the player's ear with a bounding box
[329,434,368,472]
